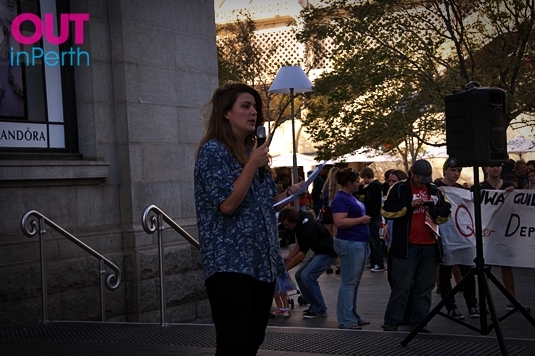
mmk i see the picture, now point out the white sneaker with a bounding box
[370,265,385,272]
[282,309,291,318]
[506,303,531,312]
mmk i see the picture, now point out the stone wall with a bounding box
[0,236,209,325]
[0,0,216,326]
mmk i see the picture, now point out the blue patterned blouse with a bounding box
[194,140,285,283]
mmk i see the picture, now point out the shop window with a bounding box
[0,0,81,160]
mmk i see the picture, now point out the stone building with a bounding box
[0,0,217,325]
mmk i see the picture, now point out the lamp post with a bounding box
[269,66,313,210]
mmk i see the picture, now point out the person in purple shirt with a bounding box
[331,168,371,329]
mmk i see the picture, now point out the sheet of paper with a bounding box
[273,161,327,208]
[425,211,440,238]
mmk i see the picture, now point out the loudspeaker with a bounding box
[445,87,508,167]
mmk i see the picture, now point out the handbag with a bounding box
[319,205,333,224]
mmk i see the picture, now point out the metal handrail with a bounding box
[21,210,122,324]
[141,204,199,326]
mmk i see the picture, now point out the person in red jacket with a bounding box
[381,159,451,333]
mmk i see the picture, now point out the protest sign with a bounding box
[441,187,535,268]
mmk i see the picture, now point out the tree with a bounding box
[217,14,262,86]
[297,0,535,161]
[216,13,309,140]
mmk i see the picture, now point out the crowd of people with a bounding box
[277,158,533,332]
[193,82,531,355]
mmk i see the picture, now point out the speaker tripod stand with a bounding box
[401,166,535,356]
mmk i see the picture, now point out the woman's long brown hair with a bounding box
[198,83,272,175]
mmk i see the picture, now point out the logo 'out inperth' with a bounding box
[10,13,90,66]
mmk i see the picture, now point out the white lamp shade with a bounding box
[268,66,314,94]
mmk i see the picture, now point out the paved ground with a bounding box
[1,246,534,355]
[260,246,535,339]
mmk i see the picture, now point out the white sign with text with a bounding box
[440,187,535,268]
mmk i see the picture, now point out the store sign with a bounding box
[0,122,48,148]
[10,13,90,66]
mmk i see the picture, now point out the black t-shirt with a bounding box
[479,180,515,190]
[383,181,390,196]
[470,180,514,198]
[310,176,325,201]
[294,211,338,258]
[433,178,464,189]
[515,174,526,189]
[359,179,383,217]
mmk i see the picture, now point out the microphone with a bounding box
[257,126,266,183]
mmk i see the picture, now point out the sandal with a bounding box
[358,321,370,326]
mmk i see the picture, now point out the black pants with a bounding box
[206,272,275,356]
[438,264,478,311]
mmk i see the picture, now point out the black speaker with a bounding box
[445,87,508,167]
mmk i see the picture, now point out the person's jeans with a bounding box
[205,272,275,356]
[368,216,384,268]
[295,254,336,314]
[439,264,478,311]
[334,238,368,328]
[384,244,438,326]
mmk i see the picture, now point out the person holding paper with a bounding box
[381,159,451,333]
[480,164,529,312]
[194,83,301,355]
[434,161,479,319]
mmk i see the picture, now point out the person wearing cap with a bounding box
[381,159,451,332]
[308,170,325,217]
[434,161,479,320]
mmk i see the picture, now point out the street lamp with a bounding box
[269,66,313,210]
